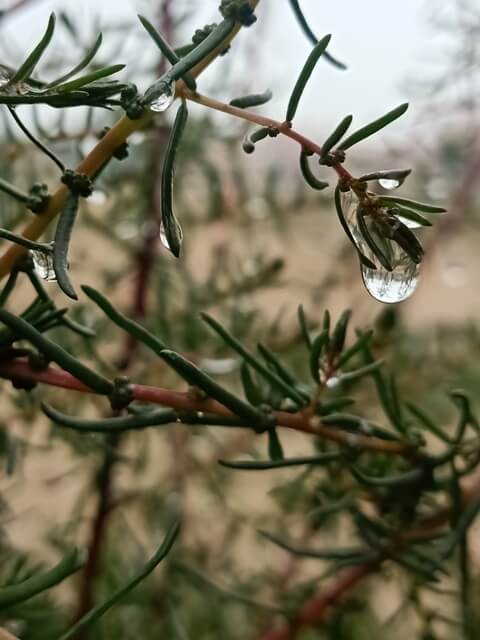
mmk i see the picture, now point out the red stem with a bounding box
[0,358,411,456]
[260,563,377,640]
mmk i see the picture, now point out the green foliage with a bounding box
[0,3,475,640]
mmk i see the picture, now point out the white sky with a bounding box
[1,0,441,143]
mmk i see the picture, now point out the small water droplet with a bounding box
[31,250,56,281]
[199,357,239,375]
[0,69,10,89]
[159,220,183,255]
[148,79,175,113]
[378,178,400,190]
[361,258,419,303]
[326,376,340,389]
[159,222,170,250]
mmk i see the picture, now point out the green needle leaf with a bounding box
[53,193,80,300]
[138,15,196,90]
[42,403,177,433]
[161,101,188,257]
[309,329,329,383]
[81,285,166,356]
[379,195,446,214]
[297,304,312,349]
[160,349,266,427]
[338,103,409,151]
[388,206,432,227]
[286,34,331,122]
[58,518,180,640]
[53,64,125,93]
[334,186,377,270]
[230,89,273,108]
[201,313,306,406]
[0,548,85,610]
[320,115,353,158]
[10,13,56,83]
[268,428,284,460]
[259,529,364,561]
[287,0,346,70]
[0,309,113,395]
[46,33,103,87]
[219,452,341,470]
[299,151,328,190]
[356,210,393,271]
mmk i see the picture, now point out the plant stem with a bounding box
[0,0,261,280]
[0,358,416,456]
[181,89,353,182]
[260,562,378,640]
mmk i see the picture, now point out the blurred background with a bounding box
[1,1,480,638]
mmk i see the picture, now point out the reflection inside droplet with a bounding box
[361,256,419,303]
[31,250,56,281]
[396,215,422,229]
[159,222,170,250]
[148,79,175,113]
[378,178,400,190]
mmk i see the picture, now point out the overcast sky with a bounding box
[1,1,443,144]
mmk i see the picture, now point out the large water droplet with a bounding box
[148,79,175,113]
[340,190,421,303]
[31,250,56,282]
[361,257,419,303]
[378,178,400,190]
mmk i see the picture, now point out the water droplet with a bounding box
[199,357,239,375]
[378,178,400,190]
[0,68,10,89]
[340,190,421,303]
[326,376,340,389]
[159,220,183,254]
[31,250,56,281]
[148,79,175,113]
[361,257,419,303]
[159,222,170,250]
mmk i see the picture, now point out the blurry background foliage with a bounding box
[0,1,479,640]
